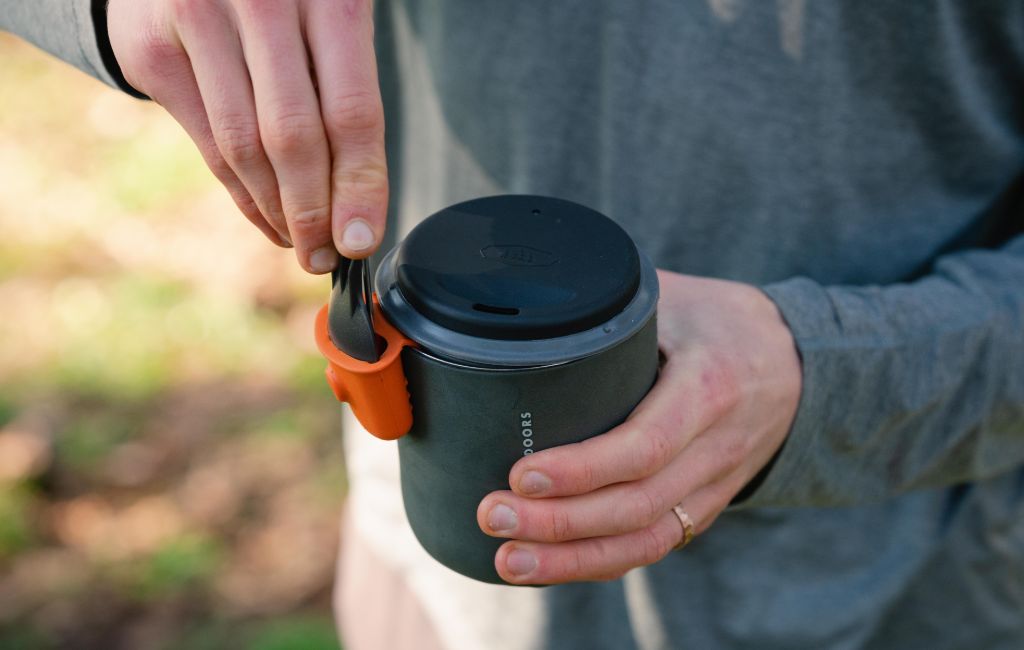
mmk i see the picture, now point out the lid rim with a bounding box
[376,247,659,368]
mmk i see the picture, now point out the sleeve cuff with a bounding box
[730,277,848,509]
[88,0,148,99]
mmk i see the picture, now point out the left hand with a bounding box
[476,269,803,584]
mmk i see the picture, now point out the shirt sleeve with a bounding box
[0,0,145,98]
[742,229,1024,508]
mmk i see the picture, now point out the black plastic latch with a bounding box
[327,258,383,363]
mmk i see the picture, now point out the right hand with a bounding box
[106,0,388,272]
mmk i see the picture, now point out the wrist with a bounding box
[91,0,148,98]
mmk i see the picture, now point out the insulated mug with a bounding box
[315,195,659,584]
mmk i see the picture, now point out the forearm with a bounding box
[0,0,142,97]
[747,232,1024,507]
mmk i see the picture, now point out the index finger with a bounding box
[508,351,739,498]
[306,0,388,259]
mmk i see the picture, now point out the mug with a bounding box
[316,195,659,583]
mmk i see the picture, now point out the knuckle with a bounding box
[215,121,265,166]
[557,546,588,581]
[634,426,674,475]
[194,128,222,162]
[128,24,184,85]
[325,90,384,137]
[204,153,236,185]
[719,434,751,470]
[263,111,324,156]
[637,525,673,566]
[628,485,666,527]
[334,164,389,198]
[226,187,257,213]
[575,457,598,492]
[548,448,597,494]
[700,352,741,417]
[199,133,241,182]
[288,206,331,230]
[544,507,575,543]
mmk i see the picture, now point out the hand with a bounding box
[106,0,387,272]
[477,270,802,584]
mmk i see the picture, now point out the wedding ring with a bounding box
[671,504,695,550]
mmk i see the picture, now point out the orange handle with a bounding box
[314,298,415,440]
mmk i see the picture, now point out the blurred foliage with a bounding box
[131,534,224,600]
[0,34,346,649]
[169,617,340,650]
[99,134,214,213]
[0,487,36,558]
[248,618,342,650]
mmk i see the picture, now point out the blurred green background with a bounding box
[0,34,345,649]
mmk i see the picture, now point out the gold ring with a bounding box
[671,504,695,550]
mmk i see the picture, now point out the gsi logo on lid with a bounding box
[481,244,559,267]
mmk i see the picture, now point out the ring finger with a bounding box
[493,485,723,585]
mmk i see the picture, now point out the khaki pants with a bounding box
[334,509,446,650]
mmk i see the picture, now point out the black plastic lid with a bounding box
[394,195,641,340]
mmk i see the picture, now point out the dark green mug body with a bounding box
[396,317,658,584]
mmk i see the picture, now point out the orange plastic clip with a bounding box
[314,298,415,440]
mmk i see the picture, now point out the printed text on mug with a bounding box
[520,412,534,455]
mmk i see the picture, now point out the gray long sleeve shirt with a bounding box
[0,0,126,92]
[5,1,1024,648]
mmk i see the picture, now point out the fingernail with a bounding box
[310,246,339,273]
[487,504,518,533]
[342,219,375,252]
[519,471,551,496]
[506,549,537,577]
